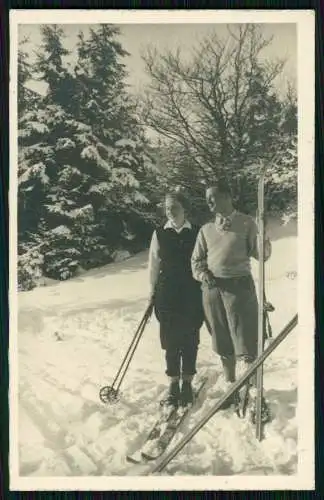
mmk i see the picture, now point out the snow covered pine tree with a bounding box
[74,25,158,263]
[18,25,157,285]
[18,37,46,290]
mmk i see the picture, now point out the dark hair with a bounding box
[206,179,232,197]
[164,186,190,211]
[165,192,188,211]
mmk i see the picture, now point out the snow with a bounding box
[112,250,132,263]
[51,225,71,237]
[16,231,299,480]
[80,145,111,171]
[88,182,110,195]
[66,120,91,133]
[19,162,50,186]
[110,167,140,188]
[29,122,49,134]
[56,138,76,150]
[115,139,137,148]
[69,205,93,220]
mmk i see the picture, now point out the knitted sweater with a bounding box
[191,212,271,280]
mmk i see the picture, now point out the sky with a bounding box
[19,23,297,97]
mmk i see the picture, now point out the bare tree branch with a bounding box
[140,24,295,198]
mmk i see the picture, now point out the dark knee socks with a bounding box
[220,354,257,385]
[236,355,256,386]
[165,346,197,379]
[220,355,236,383]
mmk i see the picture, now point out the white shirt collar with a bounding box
[164,220,192,234]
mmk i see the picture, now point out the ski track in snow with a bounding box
[17,236,298,477]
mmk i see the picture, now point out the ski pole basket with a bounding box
[99,300,154,404]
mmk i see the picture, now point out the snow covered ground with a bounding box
[16,230,298,478]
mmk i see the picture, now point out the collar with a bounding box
[214,210,237,223]
[164,220,192,234]
[214,210,237,231]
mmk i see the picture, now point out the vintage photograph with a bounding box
[10,10,314,491]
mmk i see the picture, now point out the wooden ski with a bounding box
[255,163,266,441]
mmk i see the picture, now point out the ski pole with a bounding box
[99,301,153,403]
[256,163,266,441]
[146,314,298,475]
[112,302,153,387]
[112,304,153,395]
[255,153,279,439]
[99,300,154,404]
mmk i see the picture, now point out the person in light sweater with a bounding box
[148,190,204,408]
[191,180,271,416]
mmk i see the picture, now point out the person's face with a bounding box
[165,196,185,225]
[206,187,228,214]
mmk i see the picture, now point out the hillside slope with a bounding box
[17,235,298,477]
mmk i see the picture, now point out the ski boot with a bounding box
[216,378,240,410]
[248,394,271,424]
[180,380,194,407]
[160,379,180,410]
[235,383,251,418]
[220,390,241,410]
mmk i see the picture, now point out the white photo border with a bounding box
[9,9,315,491]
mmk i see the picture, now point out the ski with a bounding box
[126,376,208,464]
[256,165,266,440]
[140,376,208,461]
[126,404,177,464]
[145,315,297,475]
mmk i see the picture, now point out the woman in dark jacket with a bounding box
[148,190,204,408]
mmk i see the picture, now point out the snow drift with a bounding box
[16,232,297,477]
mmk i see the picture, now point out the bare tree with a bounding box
[140,24,296,212]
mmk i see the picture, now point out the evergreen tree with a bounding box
[18,37,34,115]
[18,25,100,282]
[18,24,158,288]
[73,24,158,256]
[17,37,46,289]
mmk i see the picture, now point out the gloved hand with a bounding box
[202,270,218,289]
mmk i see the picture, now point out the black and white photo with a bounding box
[9,10,314,491]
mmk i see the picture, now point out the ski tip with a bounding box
[141,452,159,462]
[126,450,144,464]
[126,456,141,465]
